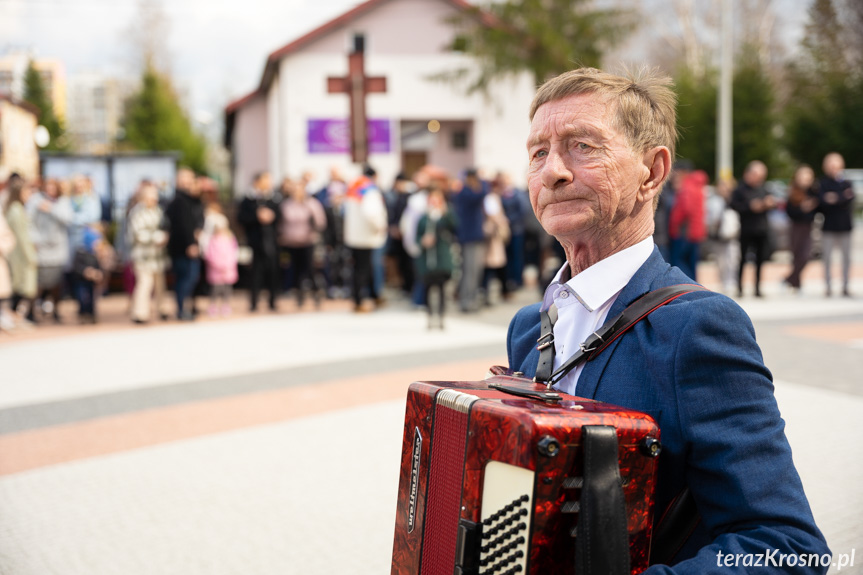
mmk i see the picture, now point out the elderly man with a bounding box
[818,152,855,298]
[507,68,827,572]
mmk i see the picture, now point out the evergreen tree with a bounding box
[674,48,780,181]
[783,0,863,170]
[674,66,717,179]
[442,0,636,94]
[22,60,68,151]
[121,64,207,173]
[732,45,780,178]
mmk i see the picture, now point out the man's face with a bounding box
[743,164,767,187]
[256,173,272,193]
[823,153,844,179]
[177,169,195,192]
[526,93,648,246]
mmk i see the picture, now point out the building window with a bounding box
[93,87,105,109]
[0,71,13,94]
[452,130,468,150]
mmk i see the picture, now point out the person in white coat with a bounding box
[128,183,169,323]
[343,166,387,312]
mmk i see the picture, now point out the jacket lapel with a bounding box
[576,247,669,399]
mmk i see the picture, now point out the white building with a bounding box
[224,0,536,193]
[66,72,135,154]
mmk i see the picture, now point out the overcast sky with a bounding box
[3,0,809,139]
[2,0,365,131]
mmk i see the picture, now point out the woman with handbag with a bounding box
[482,183,511,305]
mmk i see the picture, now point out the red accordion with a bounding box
[390,371,661,575]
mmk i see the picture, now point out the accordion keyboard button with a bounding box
[479,492,530,575]
[562,500,581,514]
[563,476,584,489]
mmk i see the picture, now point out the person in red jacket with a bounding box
[668,169,708,281]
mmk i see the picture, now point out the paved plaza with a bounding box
[1,244,862,574]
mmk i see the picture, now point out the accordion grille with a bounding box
[420,391,475,574]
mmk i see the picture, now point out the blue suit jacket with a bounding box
[507,247,829,573]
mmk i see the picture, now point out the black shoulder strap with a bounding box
[576,425,630,575]
[541,284,708,387]
[651,487,700,565]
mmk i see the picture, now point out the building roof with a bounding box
[0,94,40,118]
[223,0,477,147]
[224,89,261,116]
[258,0,472,93]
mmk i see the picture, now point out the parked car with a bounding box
[842,168,863,218]
[701,179,790,263]
[764,180,790,255]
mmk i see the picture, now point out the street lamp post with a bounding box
[718,0,733,183]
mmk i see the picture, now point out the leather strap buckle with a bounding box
[537,331,554,351]
[579,331,605,354]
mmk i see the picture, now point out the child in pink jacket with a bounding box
[204,213,239,317]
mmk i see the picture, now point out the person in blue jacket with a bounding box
[508,67,829,573]
[451,168,488,312]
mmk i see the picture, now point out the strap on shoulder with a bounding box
[543,284,708,387]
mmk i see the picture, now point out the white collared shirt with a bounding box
[541,237,655,396]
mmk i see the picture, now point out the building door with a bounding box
[400,120,474,179]
[401,151,427,180]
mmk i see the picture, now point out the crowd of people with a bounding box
[0,149,855,333]
[0,173,110,330]
[234,163,539,329]
[0,163,546,332]
[0,167,233,330]
[653,151,857,298]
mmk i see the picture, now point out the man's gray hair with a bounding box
[530,67,678,164]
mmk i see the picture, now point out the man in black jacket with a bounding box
[165,168,204,320]
[731,160,776,298]
[237,172,281,311]
[818,152,855,297]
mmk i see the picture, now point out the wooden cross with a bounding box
[327,37,387,164]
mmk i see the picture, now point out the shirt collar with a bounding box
[543,237,654,313]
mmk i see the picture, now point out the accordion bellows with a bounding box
[391,372,660,575]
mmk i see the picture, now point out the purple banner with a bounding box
[307,119,391,154]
